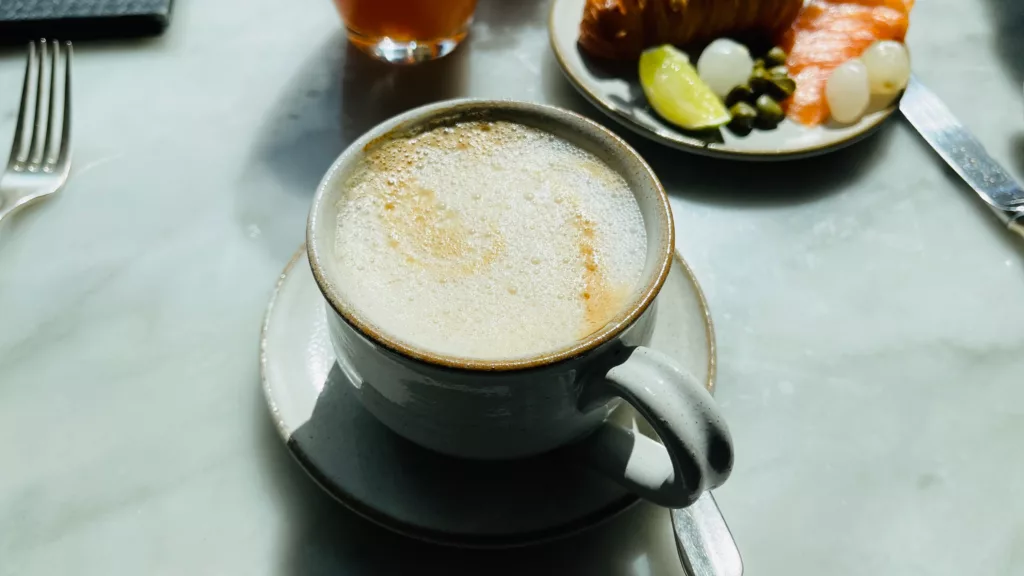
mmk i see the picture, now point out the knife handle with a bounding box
[1010,215,1024,240]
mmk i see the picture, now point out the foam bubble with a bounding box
[332,121,647,361]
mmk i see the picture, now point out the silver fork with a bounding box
[0,39,72,225]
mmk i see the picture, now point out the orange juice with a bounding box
[334,0,478,62]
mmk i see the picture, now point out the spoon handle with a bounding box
[671,492,743,576]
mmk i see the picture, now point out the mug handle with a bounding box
[574,346,734,508]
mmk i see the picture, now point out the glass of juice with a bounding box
[333,0,479,64]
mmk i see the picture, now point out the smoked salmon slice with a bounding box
[778,0,914,126]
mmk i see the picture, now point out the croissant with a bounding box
[579,0,804,61]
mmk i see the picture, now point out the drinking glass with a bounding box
[333,0,479,64]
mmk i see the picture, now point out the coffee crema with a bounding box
[332,120,647,361]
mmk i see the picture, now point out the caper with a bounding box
[765,46,788,68]
[730,101,758,120]
[770,76,796,97]
[750,76,797,100]
[754,94,785,129]
[749,76,770,96]
[727,102,758,135]
[751,59,767,80]
[769,65,789,79]
[728,122,753,137]
[725,84,755,107]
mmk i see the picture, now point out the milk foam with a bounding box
[332,120,647,361]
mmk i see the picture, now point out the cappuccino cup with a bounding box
[307,99,733,508]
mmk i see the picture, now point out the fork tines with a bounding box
[9,39,72,174]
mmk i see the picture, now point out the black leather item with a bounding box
[0,0,173,42]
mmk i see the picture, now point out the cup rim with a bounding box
[307,98,674,372]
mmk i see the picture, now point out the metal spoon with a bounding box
[672,492,743,576]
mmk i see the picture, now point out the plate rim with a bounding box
[547,0,896,161]
[259,245,718,548]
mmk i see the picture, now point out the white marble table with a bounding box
[2,0,1023,574]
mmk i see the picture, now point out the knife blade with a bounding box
[900,76,1024,239]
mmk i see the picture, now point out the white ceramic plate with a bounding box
[548,0,898,160]
[260,247,716,547]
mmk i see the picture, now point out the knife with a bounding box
[900,76,1024,239]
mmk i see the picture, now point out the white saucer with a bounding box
[260,246,716,547]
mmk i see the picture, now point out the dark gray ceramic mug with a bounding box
[307,99,733,508]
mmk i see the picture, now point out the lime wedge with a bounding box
[639,45,731,131]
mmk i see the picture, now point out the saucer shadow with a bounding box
[286,363,635,544]
[257,364,690,575]
[235,33,469,263]
[639,120,898,208]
